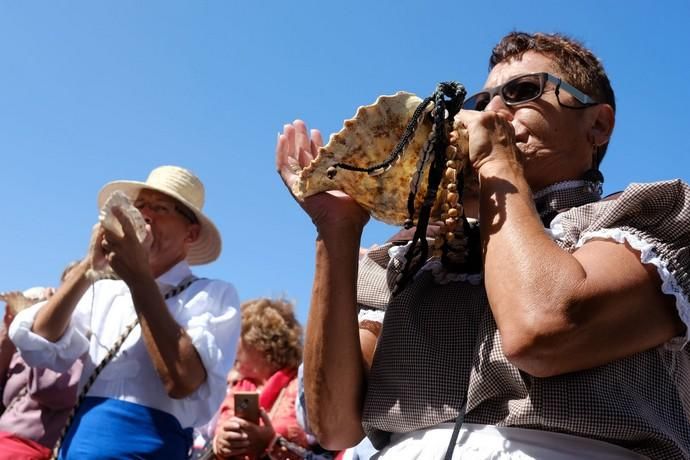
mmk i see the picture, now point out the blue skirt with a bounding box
[58,396,193,459]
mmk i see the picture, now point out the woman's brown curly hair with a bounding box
[240,298,303,371]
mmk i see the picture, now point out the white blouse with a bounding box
[9,261,241,428]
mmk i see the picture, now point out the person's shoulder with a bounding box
[190,278,240,305]
[554,178,690,251]
[602,179,690,216]
[568,179,690,213]
[193,277,237,292]
[616,178,690,198]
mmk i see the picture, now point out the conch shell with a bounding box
[87,191,147,280]
[99,190,148,242]
[291,91,468,226]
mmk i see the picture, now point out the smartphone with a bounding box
[234,391,260,424]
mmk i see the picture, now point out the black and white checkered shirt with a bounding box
[358,180,690,459]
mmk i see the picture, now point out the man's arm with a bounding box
[128,275,207,398]
[32,224,107,342]
[31,260,92,342]
[107,208,207,399]
[277,120,373,450]
[303,227,368,449]
[478,160,683,376]
[457,110,684,377]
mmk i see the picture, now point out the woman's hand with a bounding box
[276,120,370,235]
[213,410,275,459]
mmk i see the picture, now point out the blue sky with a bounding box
[1,1,689,324]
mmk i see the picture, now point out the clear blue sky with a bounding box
[2,1,689,325]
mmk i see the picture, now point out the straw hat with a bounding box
[97,165,221,265]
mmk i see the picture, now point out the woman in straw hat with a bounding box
[10,166,241,459]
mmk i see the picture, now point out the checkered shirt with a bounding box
[358,180,690,459]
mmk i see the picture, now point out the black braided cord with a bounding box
[323,82,467,293]
[394,82,466,294]
[327,94,436,178]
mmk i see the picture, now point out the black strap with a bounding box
[444,355,473,459]
[444,399,467,460]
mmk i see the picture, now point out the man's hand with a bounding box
[276,120,370,234]
[454,109,524,177]
[100,206,153,284]
[86,223,109,273]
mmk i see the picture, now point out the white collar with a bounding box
[532,180,590,200]
[155,260,193,289]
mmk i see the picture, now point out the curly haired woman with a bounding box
[212,298,309,460]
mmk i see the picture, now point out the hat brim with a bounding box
[98,181,222,265]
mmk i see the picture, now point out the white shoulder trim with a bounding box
[358,308,384,324]
[547,213,565,240]
[577,228,690,348]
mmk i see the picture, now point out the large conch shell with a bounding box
[291,92,468,226]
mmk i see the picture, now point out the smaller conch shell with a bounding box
[292,91,468,226]
[99,190,148,242]
[87,191,148,280]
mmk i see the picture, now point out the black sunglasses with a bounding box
[462,72,599,111]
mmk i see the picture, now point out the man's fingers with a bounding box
[276,127,301,191]
[100,236,111,253]
[101,220,119,242]
[293,119,310,151]
[112,206,136,238]
[294,120,313,167]
[310,128,323,157]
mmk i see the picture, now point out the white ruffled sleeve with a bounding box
[551,180,690,348]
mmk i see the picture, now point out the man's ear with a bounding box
[590,103,615,147]
[185,224,201,244]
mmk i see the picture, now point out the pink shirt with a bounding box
[0,351,83,448]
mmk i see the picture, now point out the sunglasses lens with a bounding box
[502,75,543,105]
[462,92,490,111]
